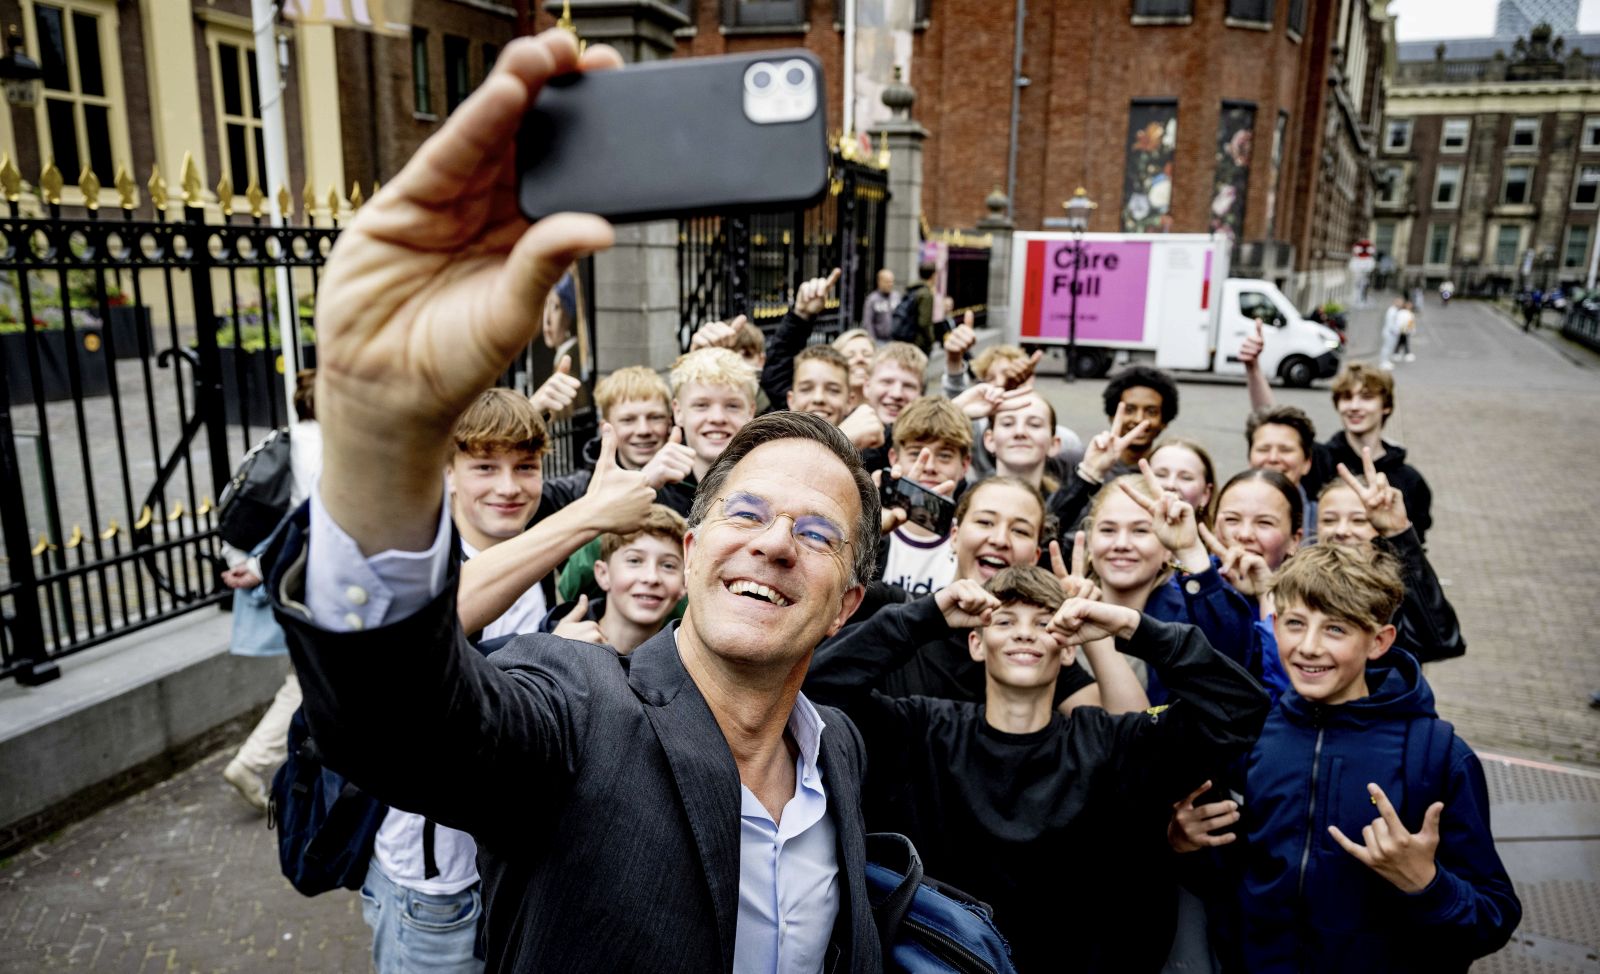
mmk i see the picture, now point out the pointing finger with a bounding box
[1176,779,1213,809]
[1368,783,1405,833]
[825,267,842,291]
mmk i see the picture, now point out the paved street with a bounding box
[0,292,1597,971]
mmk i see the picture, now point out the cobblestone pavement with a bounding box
[1,293,1596,972]
[1036,294,1600,769]
[0,746,370,973]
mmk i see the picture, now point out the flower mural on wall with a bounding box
[1210,104,1256,242]
[1122,102,1178,234]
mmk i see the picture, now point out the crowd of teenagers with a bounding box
[232,30,1518,974]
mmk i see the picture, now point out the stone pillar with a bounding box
[544,0,690,374]
[975,187,1014,337]
[140,0,208,186]
[869,68,929,286]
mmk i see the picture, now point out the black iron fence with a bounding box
[0,159,592,685]
[678,153,890,348]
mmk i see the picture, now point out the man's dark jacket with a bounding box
[264,510,882,972]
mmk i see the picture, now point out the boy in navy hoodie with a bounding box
[1175,544,1518,973]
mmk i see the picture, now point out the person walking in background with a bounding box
[1380,296,1404,370]
[1396,299,1417,363]
[861,268,900,342]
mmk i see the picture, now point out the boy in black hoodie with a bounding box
[805,566,1269,972]
[1172,544,1517,973]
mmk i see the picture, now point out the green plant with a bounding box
[214,319,317,351]
[1321,301,1345,315]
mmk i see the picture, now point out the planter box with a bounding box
[217,344,316,427]
[1,326,112,406]
[107,306,154,360]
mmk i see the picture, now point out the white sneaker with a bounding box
[1380,361,1395,371]
[1405,353,1416,362]
[223,758,269,812]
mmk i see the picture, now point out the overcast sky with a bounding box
[1389,0,1600,40]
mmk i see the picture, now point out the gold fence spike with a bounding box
[100,520,120,540]
[349,182,364,209]
[31,533,54,556]
[302,179,316,220]
[326,185,340,219]
[115,165,138,209]
[78,166,100,209]
[166,500,186,521]
[133,504,153,529]
[179,151,202,206]
[64,524,83,549]
[39,159,62,204]
[372,180,381,198]
[246,177,264,218]
[197,497,213,516]
[148,165,168,212]
[0,154,21,202]
[277,184,292,220]
[217,175,233,215]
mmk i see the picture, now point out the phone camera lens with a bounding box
[751,69,773,90]
[785,66,807,86]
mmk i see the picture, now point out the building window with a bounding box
[444,34,470,113]
[1426,223,1453,265]
[1509,117,1539,151]
[1286,0,1306,34]
[31,1,125,183]
[1373,220,1396,259]
[1133,0,1193,17]
[722,0,807,28]
[1565,224,1592,269]
[208,34,265,195]
[1384,118,1412,153]
[1583,116,1600,152]
[412,27,432,117]
[1433,163,1462,208]
[1574,164,1600,208]
[1226,0,1274,23]
[482,43,499,84]
[1441,118,1469,153]
[1376,165,1404,205]
[1494,224,1522,266]
[1502,163,1532,205]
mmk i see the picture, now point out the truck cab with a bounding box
[1213,279,1343,387]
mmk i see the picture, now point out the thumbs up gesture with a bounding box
[639,426,696,489]
[580,424,656,532]
[552,595,607,645]
[529,354,583,416]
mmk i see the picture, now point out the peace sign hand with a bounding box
[1198,523,1273,597]
[1047,533,1101,602]
[315,31,620,554]
[1336,447,1411,538]
[1328,783,1443,894]
[1080,401,1150,483]
[1118,459,1208,570]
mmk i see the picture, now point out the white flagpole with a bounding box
[252,0,300,430]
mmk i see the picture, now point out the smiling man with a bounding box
[264,31,888,972]
[805,567,1268,973]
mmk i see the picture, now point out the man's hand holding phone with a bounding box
[314,30,620,555]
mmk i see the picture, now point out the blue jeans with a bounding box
[359,861,483,974]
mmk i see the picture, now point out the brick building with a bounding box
[661,0,1391,308]
[0,0,520,218]
[1375,24,1600,292]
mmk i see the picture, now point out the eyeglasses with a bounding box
[714,492,851,558]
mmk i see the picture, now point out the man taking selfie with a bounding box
[264,32,883,972]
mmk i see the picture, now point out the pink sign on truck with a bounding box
[1019,238,1152,344]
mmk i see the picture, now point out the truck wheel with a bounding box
[1279,356,1315,388]
[1072,349,1110,378]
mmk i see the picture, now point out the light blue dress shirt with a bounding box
[299,482,840,973]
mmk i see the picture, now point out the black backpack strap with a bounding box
[1402,717,1456,828]
[865,832,923,961]
[422,819,440,880]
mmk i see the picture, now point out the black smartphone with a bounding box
[517,51,830,223]
[880,475,956,537]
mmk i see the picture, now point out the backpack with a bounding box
[268,707,388,896]
[217,428,294,550]
[890,284,927,345]
[866,832,1019,974]
[1400,715,1457,829]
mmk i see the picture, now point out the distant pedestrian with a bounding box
[1380,296,1404,369]
[861,267,900,342]
[1521,290,1542,332]
[1396,300,1417,362]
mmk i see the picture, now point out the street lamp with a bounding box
[0,26,40,108]
[1062,187,1096,379]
